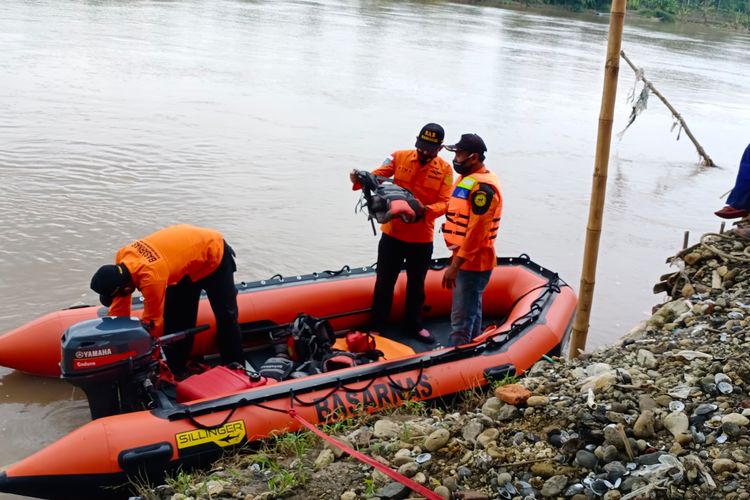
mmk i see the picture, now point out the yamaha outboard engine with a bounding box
[61,317,159,419]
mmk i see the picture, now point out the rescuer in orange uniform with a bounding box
[89,224,244,373]
[350,123,453,343]
[441,134,503,347]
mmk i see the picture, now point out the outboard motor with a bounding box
[61,317,159,419]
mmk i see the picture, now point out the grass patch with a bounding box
[390,397,430,417]
[363,477,377,496]
[489,373,519,389]
[272,430,314,457]
[318,404,370,435]
[267,462,304,496]
[164,469,196,496]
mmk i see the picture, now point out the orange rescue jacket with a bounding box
[107,225,225,336]
[442,169,503,272]
[355,150,453,243]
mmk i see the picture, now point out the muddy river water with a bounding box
[1,0,748,496]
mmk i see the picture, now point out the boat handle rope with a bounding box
[268,265,355,283]
[385,362,425,394]
[182,399,244,431]
[340,375,378,393]
[321,265,352,276]
[289,383,344,407]
[252,256,569,289]
[473,279,560,353]
[286,408,443,500]
[285,362,426,407]
[249,368,426,418]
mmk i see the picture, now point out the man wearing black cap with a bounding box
[350,123,453,343]
[90,224,244,374]
[440,134,503,347]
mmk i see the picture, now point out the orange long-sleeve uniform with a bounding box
[442,168,503,272]
[107,225,225,336]
[354,150,453,243]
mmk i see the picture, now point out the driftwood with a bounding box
[620,50,716,167]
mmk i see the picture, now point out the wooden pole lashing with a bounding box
[569,0,627,358]
[620,50,715,167]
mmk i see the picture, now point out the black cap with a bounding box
[90,264,131,307]
[414,123,445,153]
[445,133,487,154]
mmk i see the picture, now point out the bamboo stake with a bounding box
[620,50,715,167]
[568,0,627,358]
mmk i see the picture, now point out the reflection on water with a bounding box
[0,0,749,492]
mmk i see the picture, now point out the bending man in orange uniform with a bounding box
[89,224,244,374]
[441,134,503,347]
[350,123,453,343]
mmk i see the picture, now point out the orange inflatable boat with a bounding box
[0,257,576,499]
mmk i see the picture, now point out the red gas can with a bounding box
[175,365,267,403]
[345,331,377,353]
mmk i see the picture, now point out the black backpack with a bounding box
[269,314,334,363]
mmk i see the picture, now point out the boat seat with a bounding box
[332,335,415,360]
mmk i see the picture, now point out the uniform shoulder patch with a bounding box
[471,184,496,215]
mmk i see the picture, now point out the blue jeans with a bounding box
[450,269,492,346]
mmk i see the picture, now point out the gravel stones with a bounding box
[423,428,450,452]
[634,410,656,438]
[663,411,690,437]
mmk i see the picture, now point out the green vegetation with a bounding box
[363,477,378,497]
[628,0,749,26]
[267,462,304,495]
[273,430,314,457]
[489,372,519,389]
[494,0,750,28]
[164,470,195,496]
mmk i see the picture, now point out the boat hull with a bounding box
[0,257,577,499]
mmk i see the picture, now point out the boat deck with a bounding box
[239,315,504,372]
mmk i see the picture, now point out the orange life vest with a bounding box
[442,171,502,250]
[108,225,225,336]
[371,150,452,243]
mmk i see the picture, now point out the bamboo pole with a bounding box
[568,0,627,358]
[620,50,715,167]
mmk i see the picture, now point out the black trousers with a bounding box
[162,241,244,373]
[370,233,433,334]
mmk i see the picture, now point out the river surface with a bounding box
[1,0,748,496]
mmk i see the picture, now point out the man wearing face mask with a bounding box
[349,123,453,343]
[440,134,503,347]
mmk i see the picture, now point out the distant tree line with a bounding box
[528,0,750,26]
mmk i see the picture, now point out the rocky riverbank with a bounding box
[139,226,750,500]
